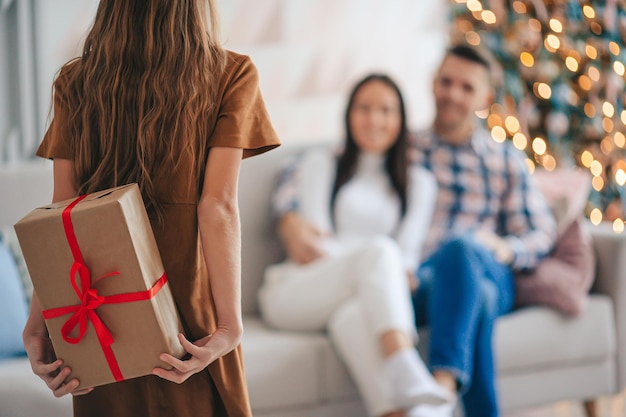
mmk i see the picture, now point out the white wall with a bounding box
[0,6,13,162]
[219,1,449,144]
[32,0,99,140]
[0,0,33,163]
[1,0,449,161]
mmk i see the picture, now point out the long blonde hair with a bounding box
[56,0,226,214]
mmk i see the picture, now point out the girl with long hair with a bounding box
[22,1,279,416]
[258,74,451,417]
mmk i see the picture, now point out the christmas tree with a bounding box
[449,0,626,227]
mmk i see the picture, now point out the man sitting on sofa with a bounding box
[272,44,557,417]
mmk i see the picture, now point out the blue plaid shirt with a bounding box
[409,128,557,270]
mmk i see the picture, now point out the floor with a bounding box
[504,393,626,417]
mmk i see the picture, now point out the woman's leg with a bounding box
[324,237,450,413]
[258,236,415,335]
[260,237,447,415]
[328,300,397,417]
[329,300,448,417]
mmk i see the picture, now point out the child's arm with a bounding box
[153,146,244,383]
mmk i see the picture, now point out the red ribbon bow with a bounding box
[41,193,168,382]
[54,261,118,346]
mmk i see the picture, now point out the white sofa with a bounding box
[1,145,625,417]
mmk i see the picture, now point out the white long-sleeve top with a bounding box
[292,148,437,272]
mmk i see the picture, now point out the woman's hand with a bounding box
[152,325,243,384]
[278,212,327,264]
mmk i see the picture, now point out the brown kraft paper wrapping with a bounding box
[14,183,185,389]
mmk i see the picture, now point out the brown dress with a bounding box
[37,51,280,417]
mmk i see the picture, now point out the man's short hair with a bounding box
[447,44,491,71]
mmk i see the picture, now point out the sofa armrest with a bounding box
[588,221,626,390]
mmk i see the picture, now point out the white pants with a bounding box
[258,236,417,416]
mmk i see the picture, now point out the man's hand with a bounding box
[473,229,514,265]
[278,212,327,264]
[407,271,420,293]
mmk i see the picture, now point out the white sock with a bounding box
[384,349,452,408]
[407,401,456,417]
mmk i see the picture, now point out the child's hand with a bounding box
[23,332,93,397]
[152,326,242,384]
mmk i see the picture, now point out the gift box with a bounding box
[14,183,185,389]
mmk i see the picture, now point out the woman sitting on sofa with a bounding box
[258,74,452,417]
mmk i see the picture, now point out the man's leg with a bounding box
[460,279,500,417]
[413,236,514,417]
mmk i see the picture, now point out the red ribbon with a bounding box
[41,193,168,382]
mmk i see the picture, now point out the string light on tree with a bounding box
[450,0,626,224]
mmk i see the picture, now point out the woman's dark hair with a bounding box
[330,73,409,221]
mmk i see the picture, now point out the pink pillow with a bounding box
[532,168,591,234]
[514,218,595,316]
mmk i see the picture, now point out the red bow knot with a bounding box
[59,261,117,346]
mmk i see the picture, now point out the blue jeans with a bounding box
[412,236,514,417]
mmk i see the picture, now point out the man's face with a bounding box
[433,54,492,134]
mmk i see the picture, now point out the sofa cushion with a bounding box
[239,148,290,315]
[0,240,28,359]
[514,168,595,316]
[0,357,72,417]
[0,227,33,302]
[514,218,595,316]
[495,295,615,374]
[242,317,358,411]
